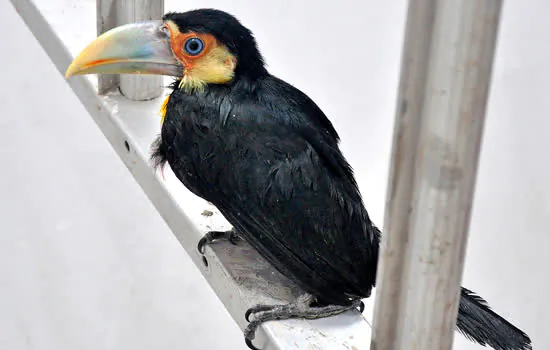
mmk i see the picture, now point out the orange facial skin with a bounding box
[163,20,237,91]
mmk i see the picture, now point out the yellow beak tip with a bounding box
[64,64,78,79]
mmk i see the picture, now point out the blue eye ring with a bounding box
[184,37,204,56]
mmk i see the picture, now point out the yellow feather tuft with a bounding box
[159,95,170,125]
[179,75,206,93]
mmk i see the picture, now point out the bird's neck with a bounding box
[170,70,268,97]
[235,62,268,82]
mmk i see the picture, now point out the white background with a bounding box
[1,0,548,349]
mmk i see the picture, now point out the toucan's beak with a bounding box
[65,20,183,78]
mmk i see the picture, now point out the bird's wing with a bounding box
[177,113,379,304]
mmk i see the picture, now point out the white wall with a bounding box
[1,1,548,349]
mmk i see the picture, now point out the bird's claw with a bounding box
[197,236,208,254]
[245,338,260,350]
[243,295,363,350]
[197,229,242,254]
[245,305,274,322]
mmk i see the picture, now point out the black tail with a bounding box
[457,287,532,350]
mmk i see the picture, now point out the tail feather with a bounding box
[457,287,532,350]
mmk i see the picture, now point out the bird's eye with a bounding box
[184,37,204,56]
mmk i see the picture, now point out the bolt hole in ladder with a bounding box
[9,0,503,349]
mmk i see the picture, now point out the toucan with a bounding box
[66,8,532,350]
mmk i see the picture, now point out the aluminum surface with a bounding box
[371,1,502,349]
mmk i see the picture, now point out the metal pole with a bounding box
[97,0,119,94]
[371,1,502,350]
[97,0,164,100]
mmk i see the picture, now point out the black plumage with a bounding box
[152,9,531,350]
[154,65,380,306]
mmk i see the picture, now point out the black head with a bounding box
[163,9,267,80]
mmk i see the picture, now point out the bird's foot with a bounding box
[197,228,242,254]
[243,294,364,350]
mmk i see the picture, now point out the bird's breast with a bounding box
[161,105,228,197]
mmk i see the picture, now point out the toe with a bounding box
[245,305,275,322]
[358,301,365,313]
[245,338,260,350]
[197,237,208,254]
[245,308,254,322]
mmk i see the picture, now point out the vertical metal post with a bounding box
[117,0,164,100]
[97,0,164,100]
[97,0,119,94]
[371,1,502,350]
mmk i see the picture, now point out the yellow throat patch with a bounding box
[178,45,236,93]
